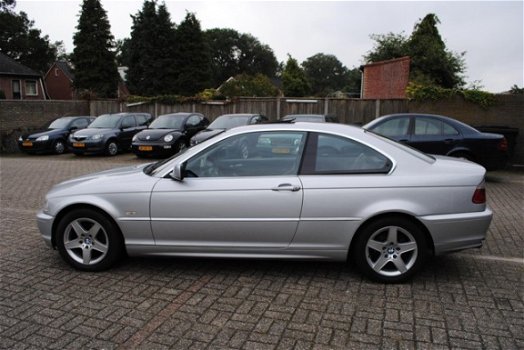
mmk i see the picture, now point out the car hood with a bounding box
[73,128,115,137]
[191,129,225,143]
[47,163,157,198]
[23,128,65,139]
[135,129,180,141]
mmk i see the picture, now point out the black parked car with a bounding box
[190,113,268,146]
[280,114,339,123]
[18,116,94,155]
[69,113,153,156]
[363,113,508,170]
[132,112,209,158]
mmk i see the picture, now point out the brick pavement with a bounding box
[0,153,523,349]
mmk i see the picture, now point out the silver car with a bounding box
[37,123,492,283]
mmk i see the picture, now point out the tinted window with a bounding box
[121,116,135,129]
[150,115,184,129]
[49,118,72,129]
[414,117,441,136]
[372,117,410,137]
[302,133,391,174]
[90,114,122,128]
[185,131,306,177]
[443,122,460,136]
[208,115,251,129]
[186,115,201,127]
[136,115,150,126]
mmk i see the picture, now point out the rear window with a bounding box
[366,130,435,163]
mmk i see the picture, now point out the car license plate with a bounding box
[139,146,153,151]
[22,141,33,147]
[73,142,85,148]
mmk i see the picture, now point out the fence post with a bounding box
[375,99,381,119]
[276,97,281,120]
[324,98,329,115]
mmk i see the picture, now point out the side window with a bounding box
[121,116,135,129]
[136,115,148,126]
[372,117,409,137]
[186,115,201,127]
[71,119,88,129]
[414,117,442,136]
[301,133,391,174]
[185,131,306,177]
[443,122,460,136]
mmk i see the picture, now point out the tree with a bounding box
[302,53,349,96]
[364,13,466,89]
[219,73,278,97]
[126,1,177,96]
[281,55,310,97]
[174,12,211,95]
[204,28,278,87]
[0,0,58,73]
[344,67,362,97]
[70,0,119,98]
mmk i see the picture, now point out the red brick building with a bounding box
[44,61,76,100]
[361,56,411,99]
[0,53,46,100]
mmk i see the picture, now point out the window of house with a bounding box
[25,80,38,96]
[12,80,21,99]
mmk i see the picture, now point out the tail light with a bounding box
[472,180,486,204]
[498,137,508,152]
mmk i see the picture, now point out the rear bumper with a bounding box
[420,208,493,255]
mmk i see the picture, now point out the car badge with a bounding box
[146,136,150,140]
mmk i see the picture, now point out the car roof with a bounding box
[216,113,258,118]
[157,112,201,118]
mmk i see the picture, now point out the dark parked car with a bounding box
[69,113,153,156]
[363,113,508,170]
[190,113,268,146]
[280,114,339,123]
[18,116,94,155]
[132,112,209,158]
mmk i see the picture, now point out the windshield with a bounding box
[149,115,185,129]
[208,115,251,130]
[48,117,73,129]
[89,114,121,128]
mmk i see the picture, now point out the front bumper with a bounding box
[37,210,55,248]
[18,140,54,153]
[132,142,176,158]
[420,207,493,255]
[68,140,106,154]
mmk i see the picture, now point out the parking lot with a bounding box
[0,153,523,349]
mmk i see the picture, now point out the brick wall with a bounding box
[45,68,74,100]
[0,100,89,152]
[362,57,411,99]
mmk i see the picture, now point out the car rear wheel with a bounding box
[53,139,66,154]
[106,140,118,156]
[56,208,124,271]
[353,217,428,283]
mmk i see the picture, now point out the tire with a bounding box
[53,139,66,155]
[55,208,124,271]
[353,217,428,283]
[105,140,118,156]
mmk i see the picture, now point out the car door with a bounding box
[150,131,307,251]
[294,132,393,253]
[409,116,461,155]
[118,115,137,149]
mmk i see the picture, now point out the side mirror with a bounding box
[171,162,185,181]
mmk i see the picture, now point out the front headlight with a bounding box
[18,136,23,141]
[36,135,49,141]
[90,134,103,140]
[190,139,197,146]
[132,135,138,142]
[164,134,174,142]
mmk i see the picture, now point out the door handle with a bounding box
[272,183,301,192]
[444,139,454,144]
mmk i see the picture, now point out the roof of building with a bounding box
[0,52,41,77]
[360,56,411,70]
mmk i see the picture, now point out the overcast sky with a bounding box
[15,0,524,93]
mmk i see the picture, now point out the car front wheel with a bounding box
[55,209,124,271]
[353,217,428,283]
[53,139,66,154]
[106,140,118,156]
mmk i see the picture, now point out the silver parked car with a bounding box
[37,123,492,283]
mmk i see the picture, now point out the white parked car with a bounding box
[37,122,492,283]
